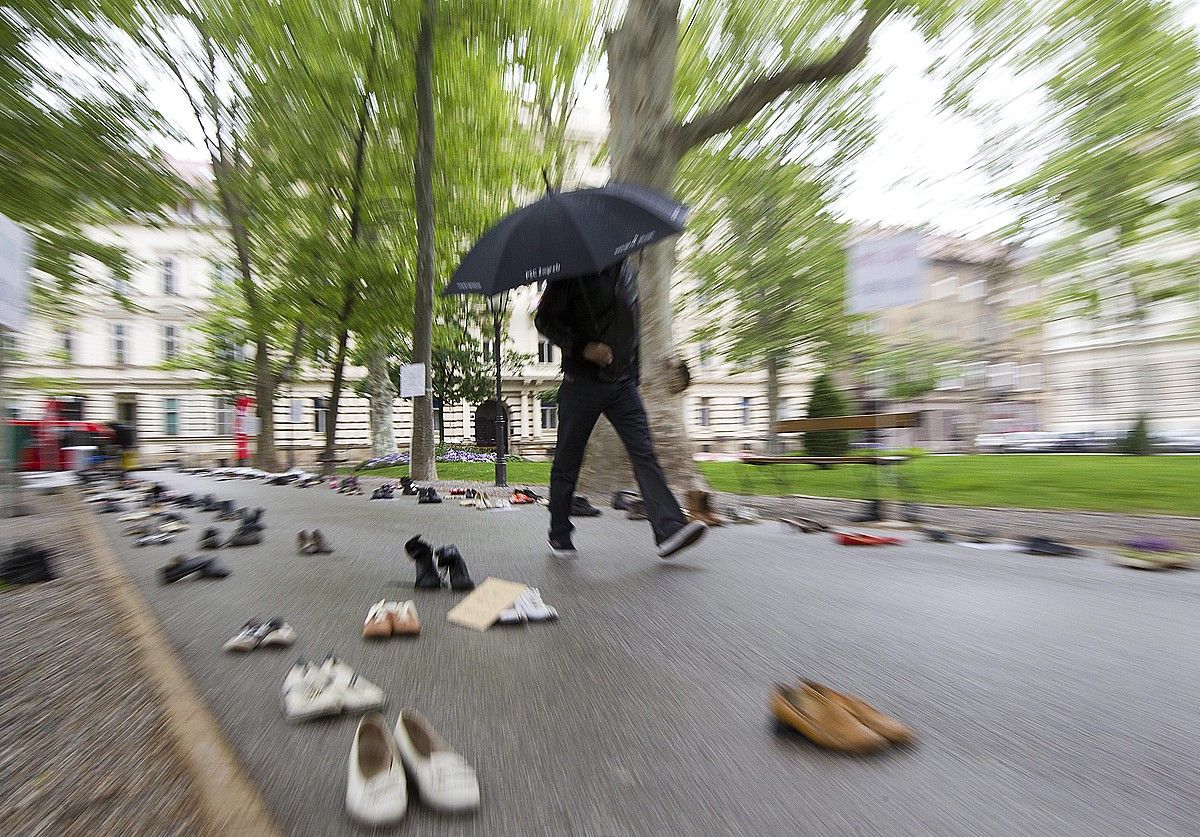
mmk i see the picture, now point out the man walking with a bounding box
[535,259,707,559]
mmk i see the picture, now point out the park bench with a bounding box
[739,412,922,522]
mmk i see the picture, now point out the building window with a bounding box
[932,275,958,299]
[313,397,328,434]
[537,337,555,364]
[540,401,558,430]
[210,260,232,289]
[214,397,233,435]
[162,258,178,295]
[112,323,127,365]
[1017,363,1042,391]
[163,397,180,436]
[959,279,985,302]
[58,396,85,421]
[698,397,711,427]
[741,396,752,426]
[113,271,129,296]
[482,339,494,360]
[163,324,179,361]
[777,397,791,421]
[61,329,73,363]
[698,341,712,369]
[290,398,304,424]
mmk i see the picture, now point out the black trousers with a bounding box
[549,374,687,545]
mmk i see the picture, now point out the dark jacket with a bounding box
[534,260,639,383]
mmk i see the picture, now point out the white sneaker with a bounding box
[393,711,479,812]
[320,656,386,713]
[281,660,342,722]
[256,619,297,648]
[498,588,558,624]
[224,620,263,652]
[346,712,408,826]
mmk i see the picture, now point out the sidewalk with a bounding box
[94,470,1200,836]
[1,493,207,836]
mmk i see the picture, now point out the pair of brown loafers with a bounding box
[771,680,914,754]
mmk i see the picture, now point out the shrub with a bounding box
[1120,414,1153,456]
[803,372,851,457]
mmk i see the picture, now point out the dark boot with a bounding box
[1,542,56,584]
[309,529,333,554]
[570,494,601,517]
[406,535,442,589]
[435,545,475,591]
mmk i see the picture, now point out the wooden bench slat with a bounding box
[775,412,920,433]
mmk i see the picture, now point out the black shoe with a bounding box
[199,558,230,578]
[657,521,707,559]
[435,545,475,591]
[199,527,222,550]
[417,488,442,504]
[1,542,56,584]
[1024,536,1080,557]
[406,535,443,588]
[223,526,262,547]
[547,535,577,558]
[611,490,639,511]
[159,555,212,584]
[625,498,648,521]
[242,507,264,527]
[570,494,601,517]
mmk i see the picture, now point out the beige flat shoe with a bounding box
[362,601,392,639]
[771,683,887,754]
[386,601,421,636]
[802,680,915,746]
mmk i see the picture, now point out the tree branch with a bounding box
[675,4,887,151]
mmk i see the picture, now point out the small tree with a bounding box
[1120,414,1153,456]
[803,372,850,457]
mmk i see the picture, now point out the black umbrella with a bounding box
[443,182,688,297]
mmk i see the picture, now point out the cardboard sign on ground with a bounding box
[447,577,527,631]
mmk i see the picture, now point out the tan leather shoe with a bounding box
[386,601,421,636]
[362,601,392,639]
[803,681,915,746]
[771,683,887,754]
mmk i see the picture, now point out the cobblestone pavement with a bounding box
[100,470,1200,837]
[1,492,205,836]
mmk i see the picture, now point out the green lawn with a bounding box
[349,455,1200,516]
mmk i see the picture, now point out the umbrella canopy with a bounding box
[443,182,687,297]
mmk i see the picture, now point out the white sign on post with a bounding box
[399,363,426,398]
[847,230,926,314]
[0,214,32,331]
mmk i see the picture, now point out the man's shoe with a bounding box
[802,681,914,746]
[625,498,648,521]
[346,712,408,826]
[547,536,577,559]
[569,494,601,517]
[656,521,707,559]
[770,683,888,754]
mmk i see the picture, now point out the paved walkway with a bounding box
[101,471,1200,836]
[2,493,205,836]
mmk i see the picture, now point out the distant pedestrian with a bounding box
[535,259,706,559]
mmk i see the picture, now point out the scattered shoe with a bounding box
[224,619,297,652]
[199,557,230,578]
[406,536,442,589]
[159,555,216,584]
[770,682,887,754]
[158,520,189,534]
[625,498,648,521]
[371,483,396,500]
[363,601,393,639]
[347,713,409,826]
[0,542,56,584]
[135,531,175,547]
[611,489,639,511]
[497,588,558,625]
[309,529,334,554]
[569,494,600,517]
[849,499,885,524]
[297,530,313,555]
[319,655,386,713]
[801,680,914,746]
[199,527,222,550]
[387,600,421,636]
[728,506,759,524]
[547,535,577,559]
[836,532,903,547]
[282,659,343,722]
[417,487,442,504]
[781,516,829,534]
[223,526,263,547]
[685,489,725,526]
[393,711,480,812]
[435,545,475,591]
[657,521,707,559]
[1024,536,1080,557]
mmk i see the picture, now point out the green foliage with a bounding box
[803,372,851,457]
[0,0,180,316]
[1120,414,1153,456]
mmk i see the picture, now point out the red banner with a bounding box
[235,396,255,463]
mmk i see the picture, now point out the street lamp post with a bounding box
[487,291,509,487]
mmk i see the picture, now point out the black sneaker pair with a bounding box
[159,554,229,584]
[1,542,57,584]
[404,535,474,590]
[569,494,601,517]
[371,483,395,500]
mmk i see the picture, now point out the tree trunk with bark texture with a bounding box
[409,0,437,482]
[579,0,704,496]
[320,328,351,476]
[367,338,396,456]
[765,351,782,454]
[251,336,280,472]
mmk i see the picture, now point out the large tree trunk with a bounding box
[366,337,396,456]
[251,336,280,472]
[580,0,703,495]
[765,350,782,454]
[320,328,351,476]
[409,0,437,482]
